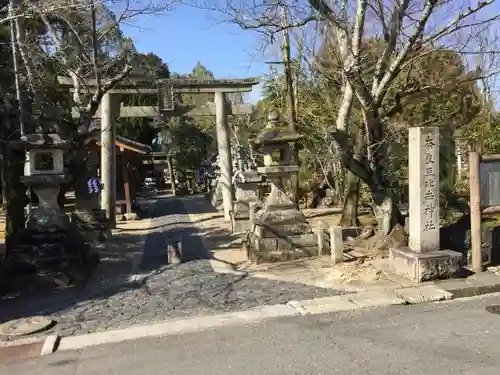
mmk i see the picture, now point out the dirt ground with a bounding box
[190,203,399,290]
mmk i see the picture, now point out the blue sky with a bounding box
[119,2,500,106]
[120,6,271,104]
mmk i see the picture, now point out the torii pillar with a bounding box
[158,78,260,221]
[100,93,120,226]
[214,92,233,220]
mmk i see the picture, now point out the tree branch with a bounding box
[423,1,498,44]
[371,0,411,95]
[86,64,132,116]
[329,127,372,185]
[90,0,101,94]
[236,14,319,34]
[374,0,437,105]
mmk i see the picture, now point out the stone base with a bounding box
[246,181,319,264]
[231,217,250,234]
[390,247,462,283]
[124,212,139,221]
[248,233,318,264]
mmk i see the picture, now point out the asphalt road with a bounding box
[3,293,500,375]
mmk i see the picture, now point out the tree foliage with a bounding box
[234,0,500,244]
[118,52,170,146]
[0,0,177,246]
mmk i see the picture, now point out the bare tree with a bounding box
[8,0,177,128]
[310,0,500,244]
[0,0,177,245]
[200,0,500,248]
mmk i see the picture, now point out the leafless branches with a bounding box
[3,0,178,129]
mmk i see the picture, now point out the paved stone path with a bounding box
[0,196,349,340]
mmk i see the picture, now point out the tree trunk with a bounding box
[333,109,407,252]
[4,146,28,255]
[332,164,343,202]
[371,184,405,236]
[340,123,364,227]
[340,170,361,227]
[365,111,407,253]
[368,182,407,253]
[1,158,6,206]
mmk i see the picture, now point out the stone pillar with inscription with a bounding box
[390,127,462,282]
[408,126,440,252]
[246,110,318,264]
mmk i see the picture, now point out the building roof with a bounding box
[90,136,151,154]
[88,119,152,154]
[116,136,152,154]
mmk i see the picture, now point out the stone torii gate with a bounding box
[57,76,259,222]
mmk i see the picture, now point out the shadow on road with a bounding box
[0,195,212,324]
[0,194,348,340]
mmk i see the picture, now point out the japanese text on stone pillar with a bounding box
[423,134,437,232]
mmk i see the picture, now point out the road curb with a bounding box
[0,340,45,363]
[0,334,60,362]
[57,304,299,352]
[28,290,427,353]
[3,280,500,359]
[395,285,453,304]
[51,289,433,352]
[40,335,60,356]
[438,281,500,299]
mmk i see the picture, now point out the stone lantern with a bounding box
[247,110,317,263]
[150,125,180,193]
[19,133,71,230]
[10,132,96,278]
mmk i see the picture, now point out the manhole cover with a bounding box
[485,305,500,314]
[0,316,54,337]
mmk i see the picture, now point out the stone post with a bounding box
[231,171,262,233]
[329,226,343,264]
[214,91,234,221]
[389,126,462,282]
[100,93,120,227]
[167,155,176,196]
[314,221,328,256]
[408,126,440,252]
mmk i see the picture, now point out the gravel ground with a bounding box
[0,196,349,340]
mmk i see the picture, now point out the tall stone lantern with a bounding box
[151,126,179,193]
[10,133,96,277]
[247,110,317,263]
[18,133,71,230]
